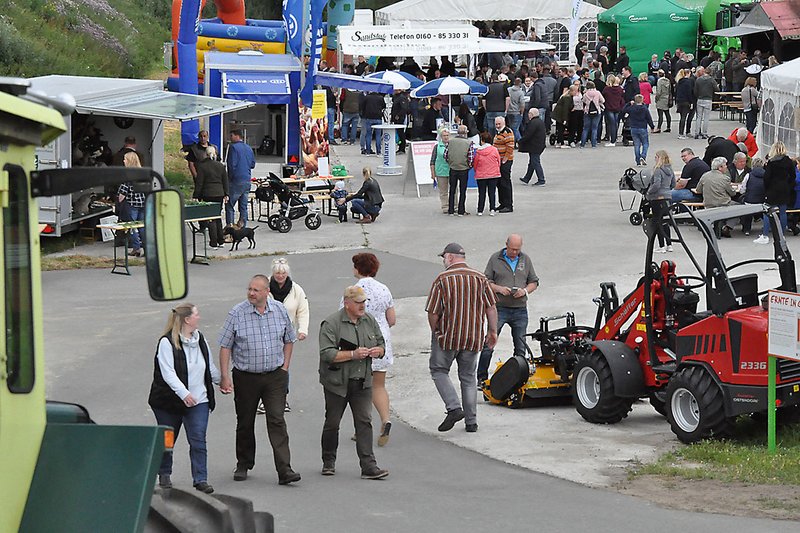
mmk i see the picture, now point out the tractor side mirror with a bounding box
[144,189,188,301]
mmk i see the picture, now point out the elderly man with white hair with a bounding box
[493,116,516,212]
[728,126,758,157]
[693,156,739,237]
[518,108,547,186]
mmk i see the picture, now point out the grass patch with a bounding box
[164,122,194,199]
[632,416,800,485]
[41,254,143,271]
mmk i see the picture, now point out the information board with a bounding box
[767,290,800,361]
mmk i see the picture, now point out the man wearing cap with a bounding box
[484,74,510,131]
[218,275,300,485]
[426,243,498,433]
[318,286,389,479]
[477,234,539,386]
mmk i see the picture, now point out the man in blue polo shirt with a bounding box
[477,234,539,386]
[226,129,255,226]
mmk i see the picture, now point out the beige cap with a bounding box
[343,285,368,302]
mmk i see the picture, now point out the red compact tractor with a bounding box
[572,203,800,443]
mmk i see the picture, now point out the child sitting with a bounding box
[332,180,348,222]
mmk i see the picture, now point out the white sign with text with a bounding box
[767,290,800,361]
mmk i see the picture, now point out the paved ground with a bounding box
[42,113,799,530]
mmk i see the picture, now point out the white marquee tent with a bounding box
[757,57,800,158]
[375,0,605,62]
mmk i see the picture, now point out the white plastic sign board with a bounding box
[408,141,437,197]
[318,156,330,178]
[99,215,118,242]
[767,290,800,361]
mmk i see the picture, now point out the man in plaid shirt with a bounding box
[443,125,476,216]
[116,162,146,256]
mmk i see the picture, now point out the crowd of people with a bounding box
[644,131,800,249]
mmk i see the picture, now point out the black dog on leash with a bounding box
[223,225,258,251]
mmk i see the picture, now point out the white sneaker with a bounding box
[570,142,576,148]
[489,210,496,217]
[604,142,616,147]
[753,235,770,244]
[655,247,667,253]
[561,144,572,149]
[477,211,483,216]
[666,245,674,252]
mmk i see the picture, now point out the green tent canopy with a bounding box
[598,0,700,76]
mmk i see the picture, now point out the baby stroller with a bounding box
[255,173,322,233]
[618,167,652,226]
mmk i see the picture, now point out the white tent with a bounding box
[375,0,605,62]
[757,57,800,158]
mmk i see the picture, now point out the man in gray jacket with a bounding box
[507,77,526,142]
[539,66,558,132]
[477,234,539,385]
[693,66,718,140]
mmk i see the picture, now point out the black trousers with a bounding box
[497,160,514,210]
[448,169,469,215]
[657,109,672,130]
[477,178,498,213]
[651,199,672,247]
[232,368,293,476]
[321,380,378,473]
[198,195,224,246]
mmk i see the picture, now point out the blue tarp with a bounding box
[223,72,291,104]
[315,71,394,94]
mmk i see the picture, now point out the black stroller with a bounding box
[618,167,652,225]
[255,173,322,233]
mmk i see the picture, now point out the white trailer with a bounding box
[29,76,251,236]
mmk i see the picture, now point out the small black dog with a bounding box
[223,225,258,251]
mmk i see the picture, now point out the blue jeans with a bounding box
[485,111,505,131]
[631,128,649,164]
[361,118,382,153]
[522,153,545,183]
[351,198,381,217]
[226,181,250,226]
[327,108,336,141]
[153,403,210,485]
[671,189,701,203]
[128,206,145,250]
[507,113,522,141]
[763,204,788,237]
[605,111,619,143]
[581,114,601,147]
[477,306,529,382]
[341,112,359,143]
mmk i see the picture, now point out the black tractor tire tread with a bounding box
[146,487,274,533]
[649,391,668,417]
[666,367,733,444]
[572,352,633,424]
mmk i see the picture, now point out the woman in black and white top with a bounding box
[148,303,220,493]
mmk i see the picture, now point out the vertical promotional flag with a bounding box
[283,0,303,58]
[300,0,328,107]
[569,0,583,64]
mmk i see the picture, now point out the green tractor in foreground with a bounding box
[0,78,272,533]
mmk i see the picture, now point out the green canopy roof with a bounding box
[598,0,699,24]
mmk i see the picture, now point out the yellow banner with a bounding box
[311,89,326,119]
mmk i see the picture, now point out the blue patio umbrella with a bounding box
[410,76,488,98]
[366,70,424,90]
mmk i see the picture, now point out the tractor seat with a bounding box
[730,273,759,308]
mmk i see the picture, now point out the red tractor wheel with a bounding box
[572,352,633,424]
[665,366,734,444]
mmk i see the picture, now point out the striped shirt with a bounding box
[218,299,297,373]
[425,262,496,352]
[493,128,515,162]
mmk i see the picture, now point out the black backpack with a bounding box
[587,100,599,116]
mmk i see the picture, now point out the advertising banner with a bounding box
[339,26,478,56]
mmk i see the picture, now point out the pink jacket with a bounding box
[640,82,653,105]
[582,88,605,113]
[473,144,501,179]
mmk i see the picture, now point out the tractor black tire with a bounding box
[572,352,633,424]
[649,390,668,417]
[147,487,274,532]
[629,212,643,226]
[304,213,322,230]
[665,366,734,444]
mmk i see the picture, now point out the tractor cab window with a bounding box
[4,164,34,393]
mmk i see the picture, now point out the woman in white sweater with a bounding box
[266,257,309,413]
